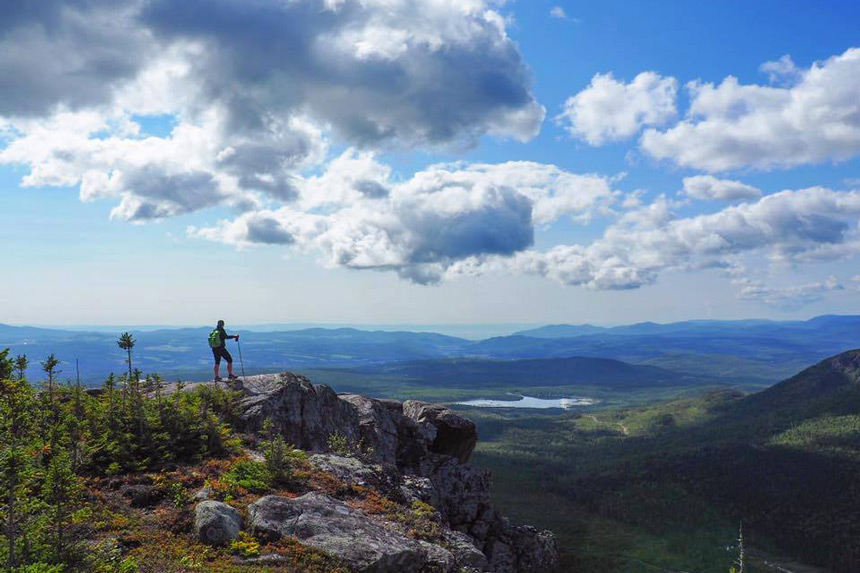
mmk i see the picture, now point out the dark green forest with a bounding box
[467,351,860,572]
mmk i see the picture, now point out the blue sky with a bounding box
[1,0,859,326]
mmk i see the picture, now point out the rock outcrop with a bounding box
[249,492,457,572]
[182,372,557,572]
[235,374,360,452]
[403,400,478,463]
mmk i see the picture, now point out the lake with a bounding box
[454,394,597,410]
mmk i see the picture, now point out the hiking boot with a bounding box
[214,376,223,382]
[228,374,240,380]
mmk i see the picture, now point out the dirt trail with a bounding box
[586,415,629,436]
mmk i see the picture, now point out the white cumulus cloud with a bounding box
[189,152,620,284]
[641,47,860,171]
[558,72,678,145]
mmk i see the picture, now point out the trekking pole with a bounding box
[237,338,246,378]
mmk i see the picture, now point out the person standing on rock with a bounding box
[210,319,240,382]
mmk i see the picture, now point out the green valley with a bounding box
[462,350,860,572]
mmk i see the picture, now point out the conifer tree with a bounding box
[13,354,28,381]
[117,333,137,433]
[40,354,60,394]
[40,354,62,450]
[41,449,83,564]
[117,332,135,381]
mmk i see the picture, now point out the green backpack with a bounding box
[208,329,222,348]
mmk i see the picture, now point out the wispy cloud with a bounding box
[550,6,579,23]
[681,175,762,202]
[734,276,842,310]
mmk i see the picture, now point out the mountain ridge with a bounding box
[2,315,858,385]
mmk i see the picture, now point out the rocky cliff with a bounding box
[185,372,558,572]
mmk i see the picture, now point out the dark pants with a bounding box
[212,346,233,365]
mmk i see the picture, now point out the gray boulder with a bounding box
[194,500,241,547]
[248,493,458,572]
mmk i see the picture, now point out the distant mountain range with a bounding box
[0,314,857,385]
[514,314,860,339]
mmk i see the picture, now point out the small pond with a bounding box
[454,394,597,410]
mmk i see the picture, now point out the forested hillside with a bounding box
[468,349,860,572]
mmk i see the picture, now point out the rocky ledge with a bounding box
[181,372,558,572]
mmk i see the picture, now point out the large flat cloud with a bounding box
[641,48,860,171]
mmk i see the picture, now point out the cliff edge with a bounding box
[180,372,558,572]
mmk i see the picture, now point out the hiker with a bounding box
[209,320,240,381]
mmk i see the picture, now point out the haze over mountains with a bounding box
[2,315,857,387]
